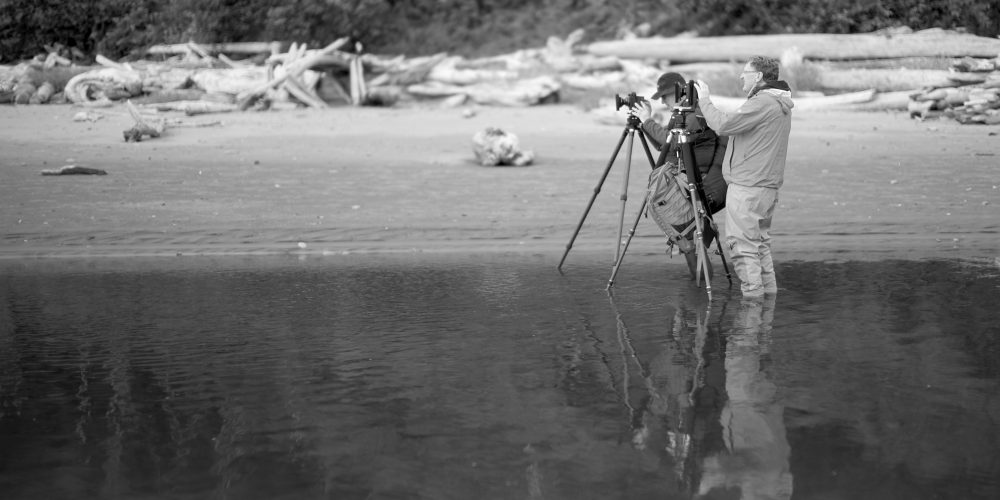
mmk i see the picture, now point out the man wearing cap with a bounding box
[693,56,793,297]
[631,72,729,279]
[632,72,727,180]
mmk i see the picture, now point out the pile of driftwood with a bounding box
[585,27,1000,124]
[0,34,574,111]
[2,27,1000,126]
[0,37,371,110]
[906,58,1000,123]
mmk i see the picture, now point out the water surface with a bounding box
[1,253,998,499]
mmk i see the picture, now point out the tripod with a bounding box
[606,96,731,299]
[557,110,658,271]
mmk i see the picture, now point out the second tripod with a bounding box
[557,102,657,272]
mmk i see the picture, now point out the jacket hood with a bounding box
[750,80,794,114]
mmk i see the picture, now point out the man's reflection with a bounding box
[698,295,792,499]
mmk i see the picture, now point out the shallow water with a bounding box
[1,253,998,500]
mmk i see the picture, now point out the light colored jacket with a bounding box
[698,85,793,189]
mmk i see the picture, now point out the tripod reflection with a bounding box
[605,292,791,499]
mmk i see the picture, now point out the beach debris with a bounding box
[3,27,999,125]
[908,79,1000,124]
[41,165,108,175]
[65,66,144,106]
[142,100,238,115]
[123,99,166,141]
[472,127,534,166]
[237,38,349,110]
[72,111,104,122]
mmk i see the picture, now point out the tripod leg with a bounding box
[688,185,713,300]
[558,126,631,272]
[607,198,648,289]
[697,229,713,300]
[695,218,713,300]
[708,216,733,285]
[636,129,660,170]
[615,130,636,264]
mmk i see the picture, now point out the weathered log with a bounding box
[147,41,283,56]
[559,71,627,89]
[186,41,230,67]
[284,74,328,108]
[427,56,519,85]
[9,63,91,90]
[124,100,166,142]
[847,90,915,111]
[408,76,560,107]
[586,29,1000,63]
[237,38,349,105]
[822,57,955,70]
[41,165,108,176]
[267,51,352,69]
[367,53,449,87]
[28,81,55,104]
[708,89,877,112]
[65,67,143,104]
[816,68,956,92]
[164,118,223,128]
[143,100,238,115]
[13,81,36,104]
[189,66,270,95]
[130,89,207,104]
[349,54,367,105]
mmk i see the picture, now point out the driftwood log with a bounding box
[142,100,238,115]
[586,29,1000,63]
[237,38,348,109]
[123,100,166,141]
[147,41,283,56]
[815,68,957,92]
[41,165,108,175]
[408,75,560,107]
[910,85,1000,123]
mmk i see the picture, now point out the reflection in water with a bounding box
[0,256,998,499]
[610,291,793,499]
[698,295,792,499]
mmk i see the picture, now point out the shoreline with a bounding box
[2,103,998,266]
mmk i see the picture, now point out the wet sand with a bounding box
[1,103,998,262]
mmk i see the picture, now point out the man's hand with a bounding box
[631,100,653,121]
[693,80,711,100]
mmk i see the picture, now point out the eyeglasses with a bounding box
[741,70,760,75]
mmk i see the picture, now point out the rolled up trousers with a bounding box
[724,184,779,293]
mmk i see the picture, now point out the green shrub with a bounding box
[1,0,997,63]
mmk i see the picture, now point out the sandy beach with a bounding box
[1,103,998,262]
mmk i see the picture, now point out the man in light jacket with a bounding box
[693,56,794,296]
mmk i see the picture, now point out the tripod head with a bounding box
[626,112,643,129]
[668,81,700,133]
[673,80,699,111]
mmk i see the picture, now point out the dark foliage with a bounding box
[1,0,998,63]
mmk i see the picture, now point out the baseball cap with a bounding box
[651,72,686,100]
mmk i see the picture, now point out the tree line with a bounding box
[1,0,997,63]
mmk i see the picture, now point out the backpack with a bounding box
[646,163,694,239]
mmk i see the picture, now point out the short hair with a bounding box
[748,56,780,81]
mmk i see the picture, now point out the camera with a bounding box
[673,81,698,108]
[614,92,646,111]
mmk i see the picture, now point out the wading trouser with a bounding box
[724,184,779,295]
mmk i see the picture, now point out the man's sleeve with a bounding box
[700,97,770,136]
